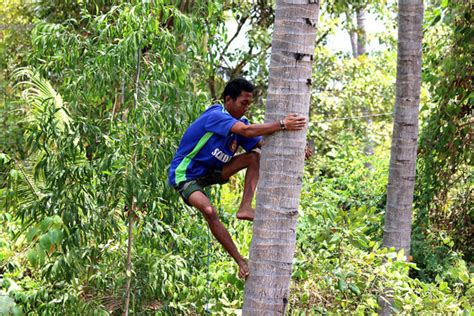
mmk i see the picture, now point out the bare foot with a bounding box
[238,259,249,280]
[236,206,255,221]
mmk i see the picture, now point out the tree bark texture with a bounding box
[349,28,358,58]
[356,8,367,57]
[355,6,374,168]
[346,11,358,58]
[242,1,320,315]
[383,0,423,258]
[380,0,423,313]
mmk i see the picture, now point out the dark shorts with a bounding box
[174,168,228,205]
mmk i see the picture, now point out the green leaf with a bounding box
[439,281,448,291]
[0,153,9,164]
[301,292,309,303]
[39,234,52,251]
[346,272,356,278]
[26,227,41,242]
[348,283,361,296]
[51,215,63,226]
[337,278,347,292]
[430,13,441,26]
[396,248,405,261]
[40,217,52,231]
[48,229,63,245]
[9,169,19,181]
[366,297,378,308]
[27,249,39,266]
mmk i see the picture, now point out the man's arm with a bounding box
[230,113,306,138]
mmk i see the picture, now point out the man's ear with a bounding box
[224,95,232,104]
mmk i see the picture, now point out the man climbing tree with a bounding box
[168,78,307,279]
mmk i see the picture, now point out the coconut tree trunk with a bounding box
[242,1,320,314]
[356,8,367,57]
[346,11,358,58]
[380,0,424,314]
[349,29,358,58]
[355,6,374,169]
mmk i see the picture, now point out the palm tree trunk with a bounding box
[242,1,320,314]
[380,0,424,314]
[356,8,367,57]
[355,6,374,169]
[346,11,358,58]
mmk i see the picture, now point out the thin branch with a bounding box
[458,119,474,128]
[133,48,142,109]
[231,45,254,77]
[315,29,330,46]
[123,200,136,316]
[229,41,272,78]
[14,158,40,199]
[220,15,249,59]
[123,42,142,316]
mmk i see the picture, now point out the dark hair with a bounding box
[222,78,254,101]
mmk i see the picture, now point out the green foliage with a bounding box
[309,47,396,159]
[0,1,34,158]
[412,0,473,284]
[1,1,225,314]
[290,243,470,314]
[288,141,472,314]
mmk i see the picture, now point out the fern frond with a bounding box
[13,67,71,131]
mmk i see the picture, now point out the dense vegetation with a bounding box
[1,0,472,314]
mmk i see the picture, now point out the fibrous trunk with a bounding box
[383,0,423,260]
[242,1,320,315]
[356,8,366,57]
[356,6,374,168]
[380,0,424,314]
[346,11,358,58]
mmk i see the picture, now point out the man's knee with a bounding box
[249,150,260,166]
[202,205,219,222]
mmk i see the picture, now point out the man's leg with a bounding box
[221,151,260,221]
[187,190,249,279]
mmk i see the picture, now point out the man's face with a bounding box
[226,91,253,119]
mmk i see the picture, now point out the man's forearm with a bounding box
[239,121,282,138]
[231,114,306,138]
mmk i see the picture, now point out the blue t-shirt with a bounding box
[168,104,261,186]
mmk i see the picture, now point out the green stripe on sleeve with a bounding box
[175,132,214,184]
